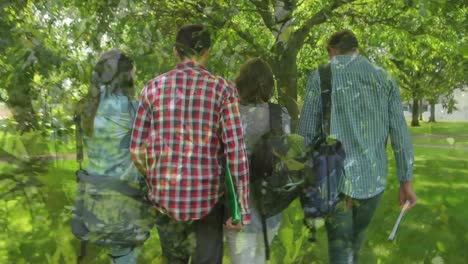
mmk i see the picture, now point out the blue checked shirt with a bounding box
[297,55,414,199]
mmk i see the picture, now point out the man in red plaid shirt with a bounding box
[130,24,250,263]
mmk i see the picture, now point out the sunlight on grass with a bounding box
[431,256,445,264]
[373,244,391,258]
[409,122,468,136]
[416,181,468,190]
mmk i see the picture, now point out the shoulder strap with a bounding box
[74,113,84,170]
[318,63,332,137]
[268,103,283,136]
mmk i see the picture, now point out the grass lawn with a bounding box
[0,122,467,263]
[410,122,468,148]
[412,137,468,148]
[409,122,468,136]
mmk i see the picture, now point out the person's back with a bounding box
[130,24,250,264]
[298,30,416,264]
[73,50,150,264]
[136,61,244,219]
[225,58,290,264]
[84,89,140,183]
[328,54,412,198]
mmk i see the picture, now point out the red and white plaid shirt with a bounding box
[130,61,250,223]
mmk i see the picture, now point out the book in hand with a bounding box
[225,163,241,225]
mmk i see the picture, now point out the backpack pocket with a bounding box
[71,170,154,247]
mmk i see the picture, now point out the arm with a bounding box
[130,86,152,176]
[387,76,416,209]
[297,70,321,145]
[220,86,251,225]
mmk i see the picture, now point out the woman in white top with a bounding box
[225,58,291,264]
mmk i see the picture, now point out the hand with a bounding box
[225,217,243,232]
[399,181,417,210]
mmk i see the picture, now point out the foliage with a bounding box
[1,0,466,133]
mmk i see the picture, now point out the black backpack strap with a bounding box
[268,103,283,136]
[260,103,283,261]
[318,63,332,137]
[261,213,270,260]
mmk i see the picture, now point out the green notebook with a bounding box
[225,163,241,225]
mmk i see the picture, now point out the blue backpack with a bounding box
[300,63,346,241]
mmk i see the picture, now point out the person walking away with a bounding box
[297,30,417,263]
[225,58,291,263]
[73,50,152,263]
[130,24,250,264]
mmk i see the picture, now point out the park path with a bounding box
[413,144,468,150]
[412,134,468,150]
[412,134,468,138]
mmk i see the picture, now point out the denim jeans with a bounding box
[155,203,224,264]
[325,192,382,264]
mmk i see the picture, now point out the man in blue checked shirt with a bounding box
[297,30,417,263]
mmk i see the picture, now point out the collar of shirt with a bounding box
[176,60,207,71]
[331,54,361,67]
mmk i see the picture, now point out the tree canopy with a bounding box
[1,0,466,133]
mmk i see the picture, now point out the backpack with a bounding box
[71,107,154,262]
[250,103,308,260]
[299,63,346,242]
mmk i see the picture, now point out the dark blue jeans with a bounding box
[155,203,224,264]
[325,193,382,264]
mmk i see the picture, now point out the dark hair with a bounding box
[77,50,135,136]
[327,30,359,53]
[175,24,211,59]
[235,58,274,104]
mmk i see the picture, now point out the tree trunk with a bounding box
[419,99,423,121]
[429,101,436,122]
[271,44,299,131]
[411,98,420,126]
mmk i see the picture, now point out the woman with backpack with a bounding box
[72,50,152,263]
[225,58,291,263]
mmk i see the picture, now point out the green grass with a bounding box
[1,122,467,263]
[409,122,468,136]
[412,137,468,147]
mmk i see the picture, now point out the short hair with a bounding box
[235,58,274,104]
[175,24,211,59]
[327,30,359,53]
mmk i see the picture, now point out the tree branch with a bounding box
[249,0,275,31]
[290,0,356,49]
[336,10,403,26]
[186,1,271,60]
